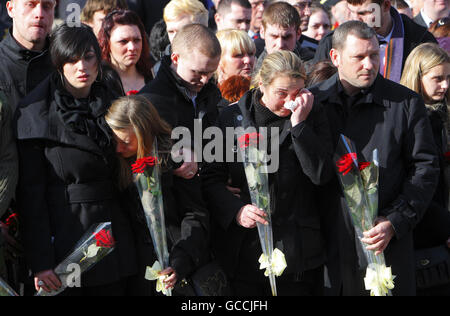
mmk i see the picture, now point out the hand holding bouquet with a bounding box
[334,135,395,296]
[236,128,287,296]
[36,222,115,296]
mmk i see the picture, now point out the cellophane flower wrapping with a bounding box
[334,135,394,296]
[0,276,18,296]
[236,127,286,296]
[132,140,171,296]
[36,222,115,296]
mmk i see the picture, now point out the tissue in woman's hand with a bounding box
[284,100,298,112]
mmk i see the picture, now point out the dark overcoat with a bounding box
[140,56,222,144]
[310,73,440,296]
[201,89,334,289]
[14,75,137,288]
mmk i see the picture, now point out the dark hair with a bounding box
[50,23,102,74]
[149,19,170,63]
[262,2,301,31]
[332,20,377,50]
[217,0,251,15]
[97,10,153,79]
[306,60,337,87]
[81,0,128,23]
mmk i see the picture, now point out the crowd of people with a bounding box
[0,0,449,297]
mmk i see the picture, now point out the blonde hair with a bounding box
[216,29,256,58]
[163,0,209,26]
[252,50,306,88]
[400,43,450,100]
[105,95,172,189]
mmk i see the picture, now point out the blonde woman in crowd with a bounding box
[201,50,333,295]
[216,29,256,107]
[400,43,450,296]
[105,95,212,295]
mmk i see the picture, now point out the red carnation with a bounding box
[94,229,115,248]
[358,162,371,171]
[336,153,358,175]
[445,151,450,162]
[131,156,158,174]
[126,90,139,96]
[238,132,260,149]
[5,213,18,227]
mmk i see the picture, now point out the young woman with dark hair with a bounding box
[98,10,153,95]
[15,23,137,296]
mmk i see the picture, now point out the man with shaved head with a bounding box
[140,24,222,176]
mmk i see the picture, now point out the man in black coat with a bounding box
[310,21,439,296]
[0,0,55,293]
[312,0,437,83]
[140,24,222,175]
[0,0,55,111]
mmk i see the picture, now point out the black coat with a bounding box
[140,56,222,150]
[312,9,437,74]
[413,103,450,249]
[125,168,210,294]
[201,89,334,285]
[310,73,440,296]
[0,31,54,111]
[14,74,137,287]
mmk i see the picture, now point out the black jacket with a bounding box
[0,31,54,112]
[125,167,210,291]
[140,56,222,150]
[312,9,437,73]
[310,73,440,296]
[413,103,450,250]
[201,89,333,284]
[14,74,137,287]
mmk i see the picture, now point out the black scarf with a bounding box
[51,72,113,150]
[252,89,289,130]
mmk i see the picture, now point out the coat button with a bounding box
[420,259,430,266]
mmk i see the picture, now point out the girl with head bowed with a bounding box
[105,95,213,295]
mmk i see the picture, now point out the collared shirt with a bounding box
[420,9,434,27]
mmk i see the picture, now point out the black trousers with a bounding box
[231,266,324,296]
[59,278,133,296]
